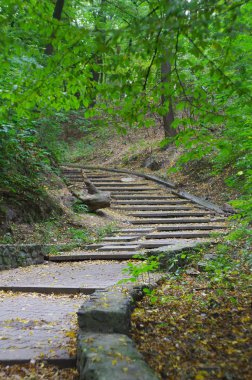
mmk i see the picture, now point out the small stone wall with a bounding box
[0,244,45,271]
[77,286,159,380]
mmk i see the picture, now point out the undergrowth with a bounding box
[128,225,252,379]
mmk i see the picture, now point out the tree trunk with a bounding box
[45,0,65,55]
[89,1,105,107]
[161,58,177,138]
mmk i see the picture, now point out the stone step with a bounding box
[90,176,138,181]
[97,245,141,252]
[91,179,131,183]
[102,235,139,242]
[0,358,76,367]
[112,195,176,200]
[48,252,142,261]
[64,175,82,178]
[139,240,176,248]
[66,178,83,182]
[88,177,125,180]
[0,262,128,292]
[110,189,160,193]
[62,171,81,175]
[128,211,211,218]
[86,240,139,250]
[139,239,213,249]
[85,243,104,249]
[87,174,124,177]
[90,176,140,180]
[130,217,225,224]
[145,231,216,239]
[112,199,189,205]
[0,293,84,365]
[113,205,195,211]
[115,228,153,233]
[0,285,99,294]
[94,182,149,187]
[97,186,158,191]
[156,224,226,231]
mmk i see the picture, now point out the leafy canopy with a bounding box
[0,0,251,217]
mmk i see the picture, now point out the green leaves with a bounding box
[0,0,251,221]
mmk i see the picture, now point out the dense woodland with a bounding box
[1,0,251,223]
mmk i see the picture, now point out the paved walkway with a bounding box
[0,292,84,363]
[0,166,227,367]
[0,261,128,292]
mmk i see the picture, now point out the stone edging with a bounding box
[77,285,159,380]
[0,242,91,271]
[76,241,213,379]
[62,164,225,215]
[0,244,44,271]
[147,241,213,271]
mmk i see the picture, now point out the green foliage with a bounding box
[0,233,14,244]
[64,141,95,163]
[37,219,61,243]
[120,255,162,285]
[62,119,112,163]
[199,226,252,286]
[68,227,92,244]
[68,225,117,244]
[0,122,47,194]
[0,0,251,223]
[48,246,61,256]
[95,223,117,242]
[204,253,236,284]
[72,200,90,214]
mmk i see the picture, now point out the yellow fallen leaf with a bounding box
[195,371,207,380]
[65,331,76,339]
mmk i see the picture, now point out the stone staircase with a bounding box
[50,166,226,262]
[0,166,227,370]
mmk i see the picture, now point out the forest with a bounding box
[0,1,251,379]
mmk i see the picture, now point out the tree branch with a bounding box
[174,30,225,116]
[185,33,252,100]
[143,28,162,91]
[174,29,195,107]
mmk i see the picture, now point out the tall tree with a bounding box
[161,55,176,137]
[45,0,65,55]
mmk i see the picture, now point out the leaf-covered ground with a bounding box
[131,267,252,379]
[0,363,78,379]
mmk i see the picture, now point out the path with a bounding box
[0,167,227,369]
